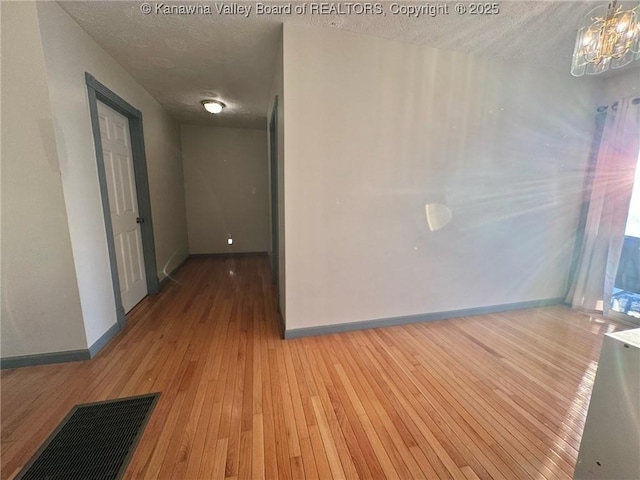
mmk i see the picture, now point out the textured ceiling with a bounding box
[59,1,634,129]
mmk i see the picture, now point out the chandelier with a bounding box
[571,0,640,76]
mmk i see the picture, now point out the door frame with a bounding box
[86,73,159,329]
[268,96,279,295]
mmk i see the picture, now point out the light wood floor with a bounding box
[1,256,627,479]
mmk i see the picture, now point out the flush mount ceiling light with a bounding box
[571,0,640,76]
[201,99,226,114]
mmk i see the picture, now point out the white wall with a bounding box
[269,32,286,319]
[181,125,269,254]
[1,2,87,357]
[35,2,189,347]
[282,24,601,331]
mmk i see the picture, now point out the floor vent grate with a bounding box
[16,393,159,480]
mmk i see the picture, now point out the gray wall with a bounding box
[282,24,602,331]
[182,125,270,254]
[1,1,87,358]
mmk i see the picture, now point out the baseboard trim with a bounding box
[158,255,190,290]
[2,319,123,369]
[190,251,268,258]
[1,349,90,370]
[88,322,121,358]
[284,297,565,339]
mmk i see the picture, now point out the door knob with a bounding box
[136,217,144,224]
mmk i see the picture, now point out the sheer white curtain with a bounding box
[567,96,640,315]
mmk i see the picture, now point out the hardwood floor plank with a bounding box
[307,423,334,479]
[310,396,347,480]
[251,413,265,480]
[0,257,628,480]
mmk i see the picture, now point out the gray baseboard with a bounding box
[88,321,121,358]
[284,297,565,339]
[190,251,268,258]
[1,319,123,370]
[0,349,90,370]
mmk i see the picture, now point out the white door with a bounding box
[97,101,148,313]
